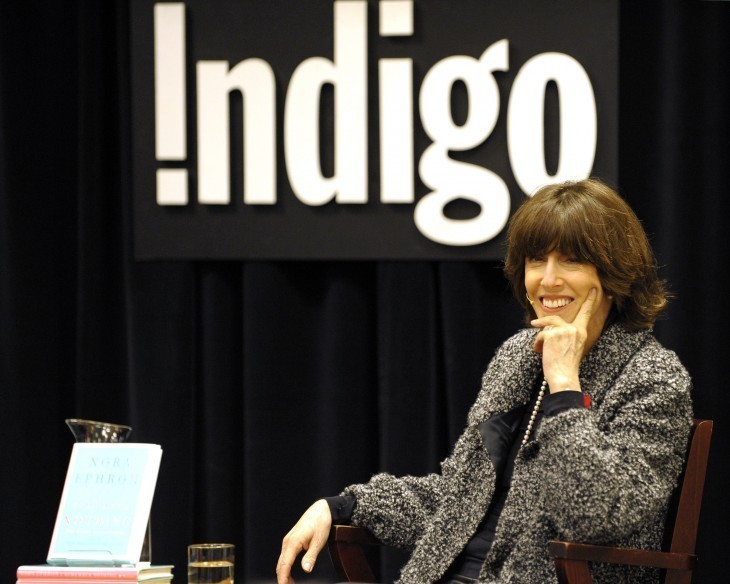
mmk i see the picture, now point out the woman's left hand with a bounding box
[531,289,597,393]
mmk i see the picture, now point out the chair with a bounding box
[549,419,712,584]
[328,523,380,582]
[328,419,712,584]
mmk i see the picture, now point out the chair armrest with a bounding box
[549,540,696,571]
[328,525,380,582]
[330,524,380,546]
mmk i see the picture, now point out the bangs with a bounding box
[509,199,602,264]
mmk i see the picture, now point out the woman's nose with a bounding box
[541,258,562,287]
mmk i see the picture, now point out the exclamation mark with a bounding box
[154,3,188,205]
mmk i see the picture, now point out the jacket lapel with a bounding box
[578,323,649,406]
[468,328,541,427]
[468,324,648,472]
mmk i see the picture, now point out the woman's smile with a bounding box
[540,295,574,311]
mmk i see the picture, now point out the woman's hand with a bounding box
[531,288,597,393]
[276,499,332,584]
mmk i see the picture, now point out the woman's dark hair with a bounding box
[503,178,669,330]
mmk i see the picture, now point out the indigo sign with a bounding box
[131,0,618,259]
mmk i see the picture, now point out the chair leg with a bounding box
[554,558,594,584]
[664,569,692,584]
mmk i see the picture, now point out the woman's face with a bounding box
[525,250,614,350]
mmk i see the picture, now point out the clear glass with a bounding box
[65,418,152,563]
[188,543,235,584]
[65,418,133,443]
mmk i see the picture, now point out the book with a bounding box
[16,581,172,584]
[17,581,171,584]
[17,563,173,582]
[46,443,163,567]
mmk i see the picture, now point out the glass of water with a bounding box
[188,543,235,584]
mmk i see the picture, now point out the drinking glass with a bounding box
[188,543,235,584]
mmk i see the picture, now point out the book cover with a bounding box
[46,443,163,567]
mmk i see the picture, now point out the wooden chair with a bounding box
[328,419,713,584]
[328,523,380,582]
[550,419,713,584]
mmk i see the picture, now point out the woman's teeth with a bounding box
[542,297,572,309]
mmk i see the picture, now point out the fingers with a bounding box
[530,316,563,332]
[301,529,328,573]
[532,317,579,354]
[533,330,544,353]
[276,536,300,584]
[276,500,332,583]
[574,288,598,329]
[277,529,321,584]
[533,324,559,353]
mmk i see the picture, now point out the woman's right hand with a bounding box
[276,499,332,584]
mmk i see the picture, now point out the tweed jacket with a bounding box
[343,324,693,583]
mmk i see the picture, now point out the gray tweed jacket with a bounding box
[343,323,693,583]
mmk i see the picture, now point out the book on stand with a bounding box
[17,442,173,583]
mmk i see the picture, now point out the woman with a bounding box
[276,178,693,584]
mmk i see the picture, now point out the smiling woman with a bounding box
[276,177,692,584]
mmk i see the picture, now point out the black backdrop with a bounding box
[1,1,728,583]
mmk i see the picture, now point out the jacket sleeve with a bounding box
[340,471,445,549]
[535,342,693,543]
[341,413,496,550]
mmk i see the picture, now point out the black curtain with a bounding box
[1,1,728,583]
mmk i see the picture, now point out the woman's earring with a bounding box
[526,292,534,306]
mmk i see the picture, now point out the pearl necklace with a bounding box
[521,378,548,447]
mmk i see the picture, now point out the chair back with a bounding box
[550,419,713,584]
[663,418,713,584]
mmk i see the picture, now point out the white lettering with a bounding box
[284,0,368,205]
[415,40,511,246]
[196,59,276,204]
[150,1,602,248]
[154,3,186,161]
[507,52,596,195]
[156,168,188,206]
[378,0,415,204]
[379,59,414,203]
[154,2,188,205]
[379,0,414,36]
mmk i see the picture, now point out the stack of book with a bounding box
[18,442,173,584]
[17,564,173,583]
